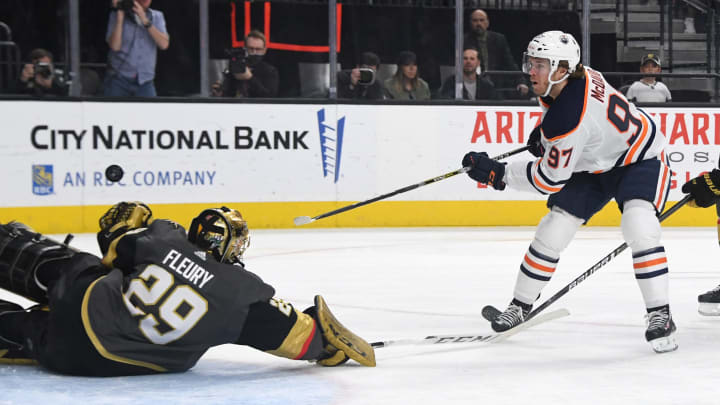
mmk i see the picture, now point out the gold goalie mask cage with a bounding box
[188,207,250,264]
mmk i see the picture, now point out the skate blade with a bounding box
[698,302,720,316]
[649,335,678,354]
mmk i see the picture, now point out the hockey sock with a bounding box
[513,206,582,304]
[632,246,669,308]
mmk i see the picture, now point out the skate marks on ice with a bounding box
[0,355,335,405]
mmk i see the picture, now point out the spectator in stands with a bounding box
[626,53,672,103]
[13,48,68,97]
[337,51,384,100]
[383,51,431,100]
[439,48,497,100]
[211,30,279,98]
[104,0,169,97]
[464,9,529,99]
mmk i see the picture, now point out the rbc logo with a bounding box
[317,108,345,183]
[32,165,54,195]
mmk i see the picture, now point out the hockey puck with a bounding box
[105,164,124,182]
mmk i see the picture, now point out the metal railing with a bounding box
[0,22,21,93]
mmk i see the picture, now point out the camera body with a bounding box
[117,0,134,14]
[226,48,249,75]
[356,67,376,85]
[34,62,52,79]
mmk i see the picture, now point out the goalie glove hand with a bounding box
[462,151,506,190]
[681,169,720,208]
[97,202,154,263]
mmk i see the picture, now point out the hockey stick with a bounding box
[483,194,693,322]
[294,145,530,226]
[370,307,569,349]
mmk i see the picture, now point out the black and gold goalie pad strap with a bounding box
[97,202,153,267]
[266,302,321,360]
[314,295,376,367]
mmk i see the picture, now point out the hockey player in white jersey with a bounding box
[462,31,677,353]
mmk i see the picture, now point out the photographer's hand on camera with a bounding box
[20,63,35,84]
[233,68,253,81]
[132,1,152,27]
[349,68,362,88]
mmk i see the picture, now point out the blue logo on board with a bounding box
[32,164,54,195]
[317,108,345,183]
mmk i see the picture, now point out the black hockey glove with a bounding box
[681,169,720,208]
[462,151,506,190]
[526,126,545,158]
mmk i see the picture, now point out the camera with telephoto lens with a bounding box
[226,48,249,74]
[356,67,375,85]
[116,0,134,15]
[34,62,52,79]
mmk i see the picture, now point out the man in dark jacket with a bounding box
[212,30,279,98]
[464,9,528,99]
[12,49,68,97]
[440,48,497,100]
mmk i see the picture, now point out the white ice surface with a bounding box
[2,227,720,404]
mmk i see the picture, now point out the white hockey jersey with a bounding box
[505,67,669,196]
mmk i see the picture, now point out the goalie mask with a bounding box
[522,30,581,97]
[188,207,250,264]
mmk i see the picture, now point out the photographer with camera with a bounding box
[104,0,169,97]
[13,48,68,97]
[337,52,383,100]
[211,30,278,98]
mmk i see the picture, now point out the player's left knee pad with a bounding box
[533,206,584,257]
[621,199,661,252]
[0,222,77,303]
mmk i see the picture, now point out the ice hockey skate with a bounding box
[644,306,677,353]
[491,299,532,332]
[698,285,720,316]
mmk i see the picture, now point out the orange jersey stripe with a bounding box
[654,163,670,210]
[524,255,556,273]
[531,159,563,193]
[633,257,668,269]
[623,114,649,166]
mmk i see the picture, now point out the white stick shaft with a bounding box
[371,308,569,349]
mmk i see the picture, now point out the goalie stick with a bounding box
[293,145,530,226]
[370,307,569,349]
[482,195,693,323]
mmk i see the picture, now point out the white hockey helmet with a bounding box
[523,31,581,96]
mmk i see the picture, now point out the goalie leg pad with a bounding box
[0,222,77,303]
[313,295,375,367]
[0,300,39,365]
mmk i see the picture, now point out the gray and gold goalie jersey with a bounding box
[81,220,275,372]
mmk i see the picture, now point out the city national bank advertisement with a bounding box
[0,101,717,229]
